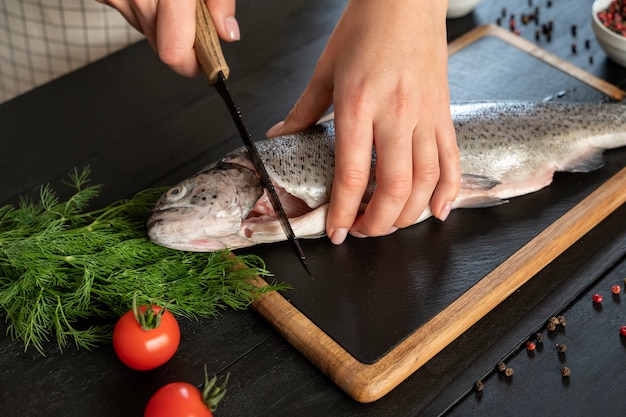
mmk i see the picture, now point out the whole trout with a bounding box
[147,101,626,251]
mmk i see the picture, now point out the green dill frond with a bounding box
[0,169,284,354]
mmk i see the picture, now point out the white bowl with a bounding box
[447,0,482,19]
[592,0,626,67]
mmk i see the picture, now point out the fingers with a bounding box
[106,0,239,77]
[369,119,439,232]
[430,115,461,222]
[156,0,198,76]
[325,104,375,244]
[332,115,459,245]
[206,0,240,41]
[158,0,239,76]
[326,81,460,243]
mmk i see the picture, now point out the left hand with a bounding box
[266,0,461,244]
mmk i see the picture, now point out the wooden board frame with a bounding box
[249,25,626,403]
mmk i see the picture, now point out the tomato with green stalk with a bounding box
[144,368,228,417]
[113,297,180,370]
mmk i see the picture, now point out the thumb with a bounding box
[266,73,334,138]
[206,0,240,41]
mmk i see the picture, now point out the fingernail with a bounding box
[266,121,285,138]
[438,202,453,222]
[349,230,368,239]
[330,228,349,245]
[225,16,240,41]
[382,227,398,236]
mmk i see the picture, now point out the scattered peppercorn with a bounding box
[585,39,591,49]
[547,0,552,7]
[526,341,537,351]
[541,21,554,43]
[497,361,507,372]
[571,24,577,37]
[475,380,484,392]
[505,367,514,377]
[571,43,577,54]
[557,316,566,326]
[561,367,571,377]
[547,316,560,331]
[612,284,621,294]
[589,55,594,64]
[535,332,544,343]
[592,293,604,303]
[556,343,567,353]
[620,326,626,337]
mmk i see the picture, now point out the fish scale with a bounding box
[147,101,626,252]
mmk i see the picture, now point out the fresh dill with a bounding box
[0,167,285,354]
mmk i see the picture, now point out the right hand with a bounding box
[102,0,239,76]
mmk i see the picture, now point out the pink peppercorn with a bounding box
[612,284,621,294]
[598,1,626,37]
[620,326,626,337]
[592,293,603,303]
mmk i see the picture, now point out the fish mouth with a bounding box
[145,215,162,230]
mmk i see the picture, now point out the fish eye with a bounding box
[166,185,187,202]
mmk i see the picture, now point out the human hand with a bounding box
[266,0,461,245]
[100,0,239,76]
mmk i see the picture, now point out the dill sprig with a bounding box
[0,167,285,354]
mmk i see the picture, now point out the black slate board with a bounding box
[238,26,626,366]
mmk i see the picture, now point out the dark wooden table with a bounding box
[1,1,625,416]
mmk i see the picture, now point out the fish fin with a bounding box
[456,174,507,209]
[561,149,605,173]
[456,196,508,209]
[461,174,501,190]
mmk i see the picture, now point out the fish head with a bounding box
[146,162,263,251]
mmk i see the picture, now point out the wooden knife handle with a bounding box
[194,0,230,84]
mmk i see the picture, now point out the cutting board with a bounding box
[242,25,626,403]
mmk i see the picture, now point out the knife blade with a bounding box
[194,0,311,276]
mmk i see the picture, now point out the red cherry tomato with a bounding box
[113,305,180,370]
[144,382,213,417]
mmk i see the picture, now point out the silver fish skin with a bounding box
[147,101,626,251]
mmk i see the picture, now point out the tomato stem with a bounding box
[202,365,229,412]
[131,292,173,331]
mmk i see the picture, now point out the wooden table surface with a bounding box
[1,1,625,416]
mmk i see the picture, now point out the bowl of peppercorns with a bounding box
[592,0,626,67]
[447,0,482,19]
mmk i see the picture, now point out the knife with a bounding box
[194,0,311,276]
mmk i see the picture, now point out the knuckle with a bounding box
[335,168,370,194]
[415,162,441,186]
[389,85,410,118]
[445,141,461,161]
[377,176,412,202]
[158,47,186,68]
